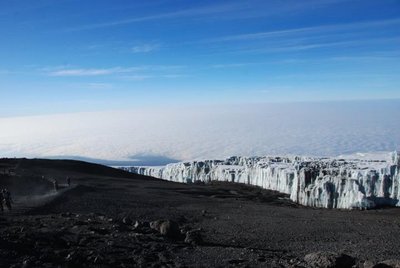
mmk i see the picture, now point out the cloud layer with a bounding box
[0,100,398,164]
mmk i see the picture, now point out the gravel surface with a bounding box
[1,158,400,267]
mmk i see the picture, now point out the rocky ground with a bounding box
[1,158,400,267]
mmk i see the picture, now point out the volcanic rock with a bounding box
[304,251,356,268]
[150,220,181,239]
[184,230,202,245]
[373,259,400,268]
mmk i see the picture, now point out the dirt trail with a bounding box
[2,185,77,216]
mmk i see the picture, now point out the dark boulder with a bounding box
[304,251,356,268]
[184,230,202,245]
[372,259,400,268]
[122,217,133,225]
[150,220,181,239]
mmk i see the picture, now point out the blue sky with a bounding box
[0,0,399,117]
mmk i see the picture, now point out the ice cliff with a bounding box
[121,152,400,209]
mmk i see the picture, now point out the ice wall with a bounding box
[122,152,400,209]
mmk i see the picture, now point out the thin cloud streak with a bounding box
[85,83,113,89]
[120,74,189,81]
[65,0,350,32]
[210,63,255,69]
[119,75,154,81]
[206,18,400,43]
[131,43,160,53]
[65,2,244,31]
[46,65,186,77]
[215,37,400,55]
[206,53,400,70]
[49,68,117,76]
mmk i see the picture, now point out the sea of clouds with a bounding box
[0,100,399,165]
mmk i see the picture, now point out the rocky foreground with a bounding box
[1,158,400,267]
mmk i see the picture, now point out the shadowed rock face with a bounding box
[125,152,400,209]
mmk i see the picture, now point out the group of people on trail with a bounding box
[0,188,12,212]
[0,176,72,213]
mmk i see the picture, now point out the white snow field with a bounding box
[124,151,400,209]
[0,100,399,163]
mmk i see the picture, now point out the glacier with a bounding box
[121,152,400,209]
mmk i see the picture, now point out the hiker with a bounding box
[2,189,12,211]
[53,179,59,192]
[66,177,71,187]
[0,191,3,212]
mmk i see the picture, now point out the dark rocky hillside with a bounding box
[0,158,400,267]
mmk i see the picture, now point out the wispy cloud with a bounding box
[200,19,400,56]
[206,18,400,43]
[330,55,400,61]
[50,69,98,76]
[44,65,189,82]
[46,65,185,77]
[65,0,349,32]
[85,83,114,89]
[203,52,400,70]
[131,43,160,53]
[161,74,189,79]
[231,37,400,54]
[66,2,243,31]
[121,75,154,81]
[48,67,130,77]
[121,74,189,81]
[210,63,255,69]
